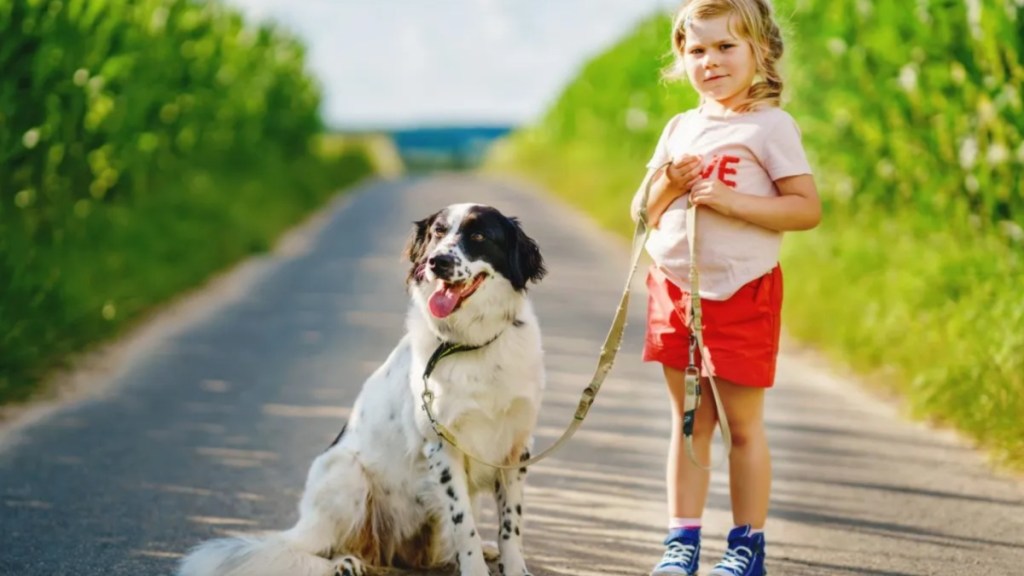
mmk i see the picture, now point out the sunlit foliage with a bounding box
[0,0,373,401]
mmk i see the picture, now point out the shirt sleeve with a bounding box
[761,111,813,180]
[646,114,682,170]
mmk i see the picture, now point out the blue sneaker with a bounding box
[650,526,701,575]
[709,525,766,576]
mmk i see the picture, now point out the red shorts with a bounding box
[643,265,783,388]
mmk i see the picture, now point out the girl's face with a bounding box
[682,15,757,112]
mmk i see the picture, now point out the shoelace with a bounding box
[715,545,753,573]
[660,540,698,565]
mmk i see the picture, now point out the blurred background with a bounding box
[0,0,1021,469]
[219,0,681,168]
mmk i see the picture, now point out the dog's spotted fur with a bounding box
[177,204,546,576]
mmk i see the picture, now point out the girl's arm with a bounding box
[689,173,821,231]
[630,156,703,227]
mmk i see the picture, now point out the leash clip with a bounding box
[420,387,435,412]
[682,363,701,436]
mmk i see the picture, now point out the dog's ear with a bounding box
[505,216,546,291]
[404,213,436,282]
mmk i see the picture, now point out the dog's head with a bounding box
[404,203,546,320]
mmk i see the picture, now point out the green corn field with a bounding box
[0,0,375,402]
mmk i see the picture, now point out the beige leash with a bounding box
[681,180,732,470]
[420,161,729,470]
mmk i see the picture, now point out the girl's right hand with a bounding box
[664,153,703,195]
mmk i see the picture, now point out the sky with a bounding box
[222,0,678,129]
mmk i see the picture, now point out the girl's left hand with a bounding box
[689,178,738,217]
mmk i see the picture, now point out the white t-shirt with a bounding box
[644,106,813,299]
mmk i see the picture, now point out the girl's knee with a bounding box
[726,421,766,449]
[715,381,767,446]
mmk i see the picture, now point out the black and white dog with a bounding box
[178,203,547,576]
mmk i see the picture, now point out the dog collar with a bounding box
[422,332,502,381]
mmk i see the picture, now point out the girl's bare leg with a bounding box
[714,379,770,528]
[663,365,719,519]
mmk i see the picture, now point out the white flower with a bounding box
[898,64,918,93]
[959,137,978,169]
[625,108,648,132]
[22,128,40,149]
[965,0,981,38]
[1000,220,1024,243]
[987,143,1008,165]
[827,38,847,56]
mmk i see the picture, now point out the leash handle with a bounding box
[417,163,666,470]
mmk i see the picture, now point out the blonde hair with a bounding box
[663,0,785,113]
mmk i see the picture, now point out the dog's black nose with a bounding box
[428,253,455,277]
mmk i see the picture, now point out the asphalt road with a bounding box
[1,175,1022,576]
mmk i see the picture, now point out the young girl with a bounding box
[630,1,821,575]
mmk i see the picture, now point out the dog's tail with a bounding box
[178,447,383,576]
[176,529,336,576]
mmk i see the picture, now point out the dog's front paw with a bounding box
[481,539,500,562]
[332,555,366,576]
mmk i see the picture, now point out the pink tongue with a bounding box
[428,285,462,318]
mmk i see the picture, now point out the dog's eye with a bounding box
[432,227,446,238]
[469,233,485,242]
